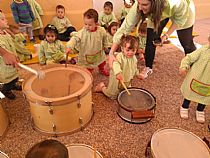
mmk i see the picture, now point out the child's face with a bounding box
[84,17,97,32]
[122,42,137,58]
[45,32,56,43]
[56,8,65,19]
[124,1,133,8]
[110,26,119,36]
[0,13,8,30]
[104,6,112,15]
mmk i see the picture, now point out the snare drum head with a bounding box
[118,88,155,111]
[151,128,210,158]
[0,151,9,158]
[67,144,103,158]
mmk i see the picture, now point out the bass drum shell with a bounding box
[0,102,9,140]
[117,88,156,123]
[22,65,93,136]
[150,128,210,158]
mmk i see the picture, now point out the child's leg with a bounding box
[1,78,19,99]
[27,24,34,42]
[196,103,206,123]
[98,61,109,76]
[180,98,191,119]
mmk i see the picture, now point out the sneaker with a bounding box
[99,69,109,76]
[139,67,153,79]
[180,107,189,119]
[1,90,16,100]
[196,110,205,123]
[13,84,22,91]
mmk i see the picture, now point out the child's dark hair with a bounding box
[44,24,58,36]
[104,1,113,10]
[138,21,147,35]
[56,5,65,11]
[25,139,68,158]
[120,34,139,50]
[107,22,119,35]
[84,9,98,23]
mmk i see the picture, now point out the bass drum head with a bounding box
[0,151,9,158]
[151,128,210,158]
[67,144,103,158]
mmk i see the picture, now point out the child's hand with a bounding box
[116,73,123,81]
[108,54,116,69]
[65,48,72,55]
[179,68,188,75]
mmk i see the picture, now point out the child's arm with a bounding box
[65,17,73,28]
[38,42,46,65]
[26,1,35,21]
[10,3,20,24]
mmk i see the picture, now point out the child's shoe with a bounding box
[13,84,22,91]
[196,110,205,123]
[30,38,35,43]
[139,67,153,79]
[180,107,189,119]
[1,90,15,100]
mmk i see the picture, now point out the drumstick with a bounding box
[18,63,45,79]
[93,145,97,158]
[120,80,131,95]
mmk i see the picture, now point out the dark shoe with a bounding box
[1,90,16,100]
[30,38,36,43]
[38,35,45,40]
[13,84,22,91]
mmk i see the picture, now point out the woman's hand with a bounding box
[179,68,188,75]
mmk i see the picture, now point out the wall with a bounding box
[1,0,92,30]
[193,0,210,19]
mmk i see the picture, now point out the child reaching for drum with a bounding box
[66,9,109,76]
[95,35,141,99]
[179,35,210,123]
[38,24,66,65]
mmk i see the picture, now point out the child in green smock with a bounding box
[119,0,135,25]
[0,11,21,100]
[95,35,141,99]
[179,35,210,123]
[66,9,109,76]
[38,24,65,65]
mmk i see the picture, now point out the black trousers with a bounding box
[182,98,206,111]
[2,77,18,92]
[58,26,76,41]
[145,18,196,69]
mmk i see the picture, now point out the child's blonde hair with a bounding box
[138,21,147,35]
[120,35,139,51]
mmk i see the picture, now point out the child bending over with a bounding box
[66,9,109,76]
[51,5,76,41]
[99,1,117,29]
[95,35,141,99]
[38,24,66,65]
[179,35,210,123]
[0,11,21,100]
[25,139,68,158]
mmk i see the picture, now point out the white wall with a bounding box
[93,0,124,17]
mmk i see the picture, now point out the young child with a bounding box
[105,21,119,54]
[51,5,76,42]
[25,139,68,158]
[99,1,117,29]
[10,0,35,43]
[27,0,44,40]
[38,24,66,65]
[66,9,109,76]
[119,0,135,25]
[179,35,210,123]
[136,21,147,61]
[95,35,141,99]
[0,11,21,100]
[7,25,32,62]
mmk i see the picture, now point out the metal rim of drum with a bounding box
[117,87,156,123]
[0,151,9,158]
[150,128,210,158]
[66,144,103,158]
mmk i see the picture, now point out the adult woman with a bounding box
[109,0,196,79]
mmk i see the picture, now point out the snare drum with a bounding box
[23,65,93,136]
[150,128,210,158]
[117,88,156,123]
[67,144,103,158]
[0,151,9,158]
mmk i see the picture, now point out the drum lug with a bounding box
[52,124,56,132]
[77,95,81,108]
[79,117,84,130]
[45,101,54,115]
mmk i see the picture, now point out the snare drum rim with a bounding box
[22,65,93,105]
[66,144,103,158]
[150,127,210,157]
[0,151,9,158]
[117,87,156,112]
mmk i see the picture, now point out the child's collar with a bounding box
[89,27,98,32]
[14,0,23,3]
